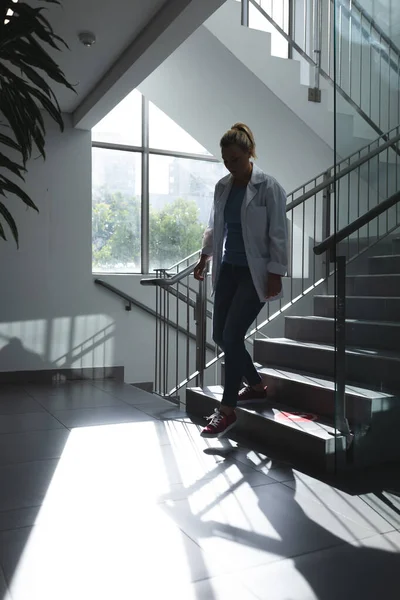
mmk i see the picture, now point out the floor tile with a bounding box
[0,396,45,415]
[358,490,400,531]
[213,444,295,483]
[239,531,400,600]
[24,382,96,397]
[0,460,59,512]
[0,516,226,600]
[158,479,386,574]
[0,430,70,466]
[130,398,187,420]
[284,472,397,534]
[93,382,155,405]
[32,390,126,412]
[0,412,65,434]
[50,404,155,428]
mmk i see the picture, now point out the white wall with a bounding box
[0,115,158,383]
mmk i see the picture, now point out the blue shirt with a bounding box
[223,185,248,266]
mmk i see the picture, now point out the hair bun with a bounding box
[220,123,257,159]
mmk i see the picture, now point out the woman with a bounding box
[194,123,288,438]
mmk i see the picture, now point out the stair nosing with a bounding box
[285,316,400,327]
[255,337,400,360]
[315,295,400,299]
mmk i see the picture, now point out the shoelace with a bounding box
[204,409,224,427]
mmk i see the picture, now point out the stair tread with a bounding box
[285,316,400,327]
[256,365,396,400]
[256,337,400,361]
[191,385,340,440]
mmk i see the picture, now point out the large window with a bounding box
[92,93,226,274]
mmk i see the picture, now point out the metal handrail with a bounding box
[287,130,400,211]
[141,261,198,287]
[314,190,400,255]
[248,0,400,146]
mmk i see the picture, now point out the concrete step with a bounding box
[253,338,400,392]
[256,366,397,426]
[186,385,346,472]
[369,255,400,275]
[347,274,400,297]
[285,316,400,351]
[314,295,400,322]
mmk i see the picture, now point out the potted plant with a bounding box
[0,0,75,246]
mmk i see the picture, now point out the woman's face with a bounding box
[221,145,251,180]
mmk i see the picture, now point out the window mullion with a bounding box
[141,96,150,274]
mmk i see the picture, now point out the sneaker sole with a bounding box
[201,421,237,439]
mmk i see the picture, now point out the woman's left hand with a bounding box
[266,273,282,299]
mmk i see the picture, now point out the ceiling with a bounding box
[29,0,168,113]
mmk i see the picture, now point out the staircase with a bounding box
[186,236,400,471]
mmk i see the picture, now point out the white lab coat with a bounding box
[201,163,288,303]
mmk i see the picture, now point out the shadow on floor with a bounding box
[158,432,400,600]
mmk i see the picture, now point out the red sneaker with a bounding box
[237,385,267,406]
[201,409,237,438]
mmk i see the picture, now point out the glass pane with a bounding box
[332,0,400,468]
[149,155,226,271]
[149,102,211,155]
[92,90,142,146]
[92,148,142,273]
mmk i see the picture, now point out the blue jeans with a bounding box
[213,263,264,408]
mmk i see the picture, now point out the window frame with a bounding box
[92,95,221,274]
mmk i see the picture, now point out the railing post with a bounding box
[334,254,352,470]
[309,0,322,102]
[241,0,249,27]
[322,171,332,289]
[195,265,208,389]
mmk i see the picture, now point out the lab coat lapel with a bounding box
[216,177,233,213]
[245,183,257,207]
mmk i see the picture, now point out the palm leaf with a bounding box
[0,200,19,246]
[0,132,22,153]
[0,153,26,179]
[0,175,39,212]
[0,218,6,242]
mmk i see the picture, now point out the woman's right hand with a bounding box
[194,255,208,281]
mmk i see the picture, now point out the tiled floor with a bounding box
[0,381,399,600]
